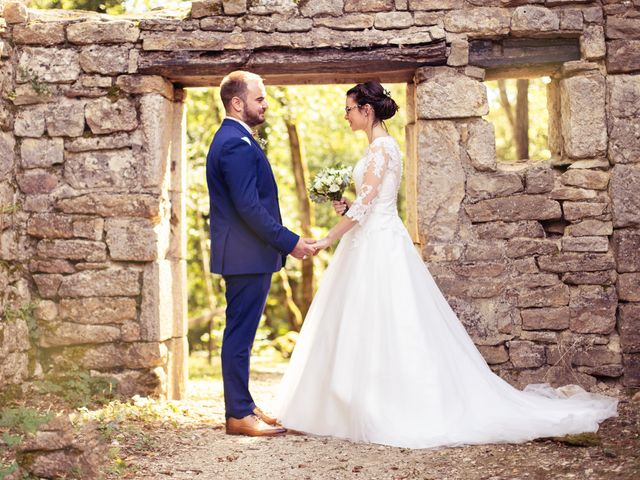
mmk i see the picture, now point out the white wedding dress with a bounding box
[273,136,617,449]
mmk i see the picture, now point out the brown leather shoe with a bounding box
[225,415,286,437]
[253,407,278,426]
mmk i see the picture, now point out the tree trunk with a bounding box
[278,270,303,332]
[497,79,530,161]
[284,119,315,315]
[514,79,530,161]
[194,211,218,365]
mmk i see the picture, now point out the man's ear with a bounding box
[230,96,244,113]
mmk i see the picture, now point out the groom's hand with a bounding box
[291,237,316,260]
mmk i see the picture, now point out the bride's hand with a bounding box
[313,237,332,253]
[332,198,351,216]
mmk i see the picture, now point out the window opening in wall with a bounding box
[485,77,552,163]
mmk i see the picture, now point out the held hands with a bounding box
[332,198,351,216]
[291,236,333,260]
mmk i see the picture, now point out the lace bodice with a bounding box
[345,136,403,224]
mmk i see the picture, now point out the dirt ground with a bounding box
[109,361,640,480]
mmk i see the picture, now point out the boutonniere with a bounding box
[255,136,268,149]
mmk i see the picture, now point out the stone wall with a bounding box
[0,0,638,398]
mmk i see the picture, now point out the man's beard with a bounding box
[242,107,265,128]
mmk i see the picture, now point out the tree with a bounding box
[497,79,530,161]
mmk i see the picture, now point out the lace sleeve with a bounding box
[345,142,391,224]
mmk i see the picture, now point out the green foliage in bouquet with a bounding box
[308,164,353,203]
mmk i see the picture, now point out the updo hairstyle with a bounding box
[346,81,399,123]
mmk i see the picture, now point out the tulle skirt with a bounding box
[273,213,618,448]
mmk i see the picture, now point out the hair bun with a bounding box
[346,80,399,122]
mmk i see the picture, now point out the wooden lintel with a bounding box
[469,38,580,78]
[138,42,447,87]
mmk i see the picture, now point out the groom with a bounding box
[206,71,316,437]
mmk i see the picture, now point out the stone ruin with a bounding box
[0,0,639,401]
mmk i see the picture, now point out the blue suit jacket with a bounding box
[206,119,300,275]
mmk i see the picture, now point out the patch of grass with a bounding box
[554,432,602,447]
[34,370,118,409]
[4,302,39,345]
[0,461,18,480]
[0,407,53,436]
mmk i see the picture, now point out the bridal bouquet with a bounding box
[308,164,353,203]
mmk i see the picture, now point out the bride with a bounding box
[272,80,618,449]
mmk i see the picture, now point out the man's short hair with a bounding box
[220,71,263,110]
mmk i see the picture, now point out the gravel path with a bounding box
[115,362,639,480]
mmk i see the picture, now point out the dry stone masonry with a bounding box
[0,0,639,399]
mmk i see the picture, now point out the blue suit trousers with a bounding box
[221,273,273,419]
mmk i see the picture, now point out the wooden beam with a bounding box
[470,38,580,79]
[138,41,447,87]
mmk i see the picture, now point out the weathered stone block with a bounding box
[40,322,121,347]
[562,202,608,222]
[314,13,373,30]
[509,340,546,368]
[116,75,173,99]
[560,169,608,190]
[565,219,612,237]
[139,94,174,188]
[618,273,640,302]
[27,214,74,239]
[511,6,559,35]
[79,45,130,75]
[562,270,616,286]
[525,166,555,194]
[416,120,464,242]
[606,17,640,40]
[516,284,570,308]
[17,47,80,84]
[560,73,607,159]
[610,164,640,228]
[46,99,85,137]
[374,11,412,30]
[105,218,159,262]
[275,16,313,32]
[464,195,561,222]
[13,22,65,45]
[65,132,133,152]
[14,107,46,137]
[199,15,236,31]
[20,138,63,169]
[59,297,136,324]
[619,303,640,354]
[521,307,570,331]
[569,285,617,334]
[549,184,598,201]
[608,74,640,120]
[2,1,29,24]
[447,38,468,67]
[140,261,174,342]
[29,259,75,274]
[561,236,609,253]
[85,98,138,134]
[612,229,640,273]
[464,118,496,172]
[466,173,523,202]
[472,220,544,239]
[64,150,139,189]
[222,0,247,15]
[416,68,488,119]
[572,346,622,377]
[444,8,510,35]
[506,238,558,258]
[478,345,509,365]
[190,0,223,18]
[16,170,57,194]
[560,9,583,31]
[58,269,141,298]
[67,20,140,44]
[299,0,344,17]
[57,194,160,218]
[33,274,63,299]
[606,40,640,74]
[36,239,106,262]
[346,0,394,12]
[623,353,640,387]
[514,273,560,289]
[580,25,605,60]
[609,116,640,166]
[538,252,616,273]
[450,261,506,278]
[0,132,15,178]
[125,342,168,369]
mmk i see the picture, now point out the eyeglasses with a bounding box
[344,105,360,114]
